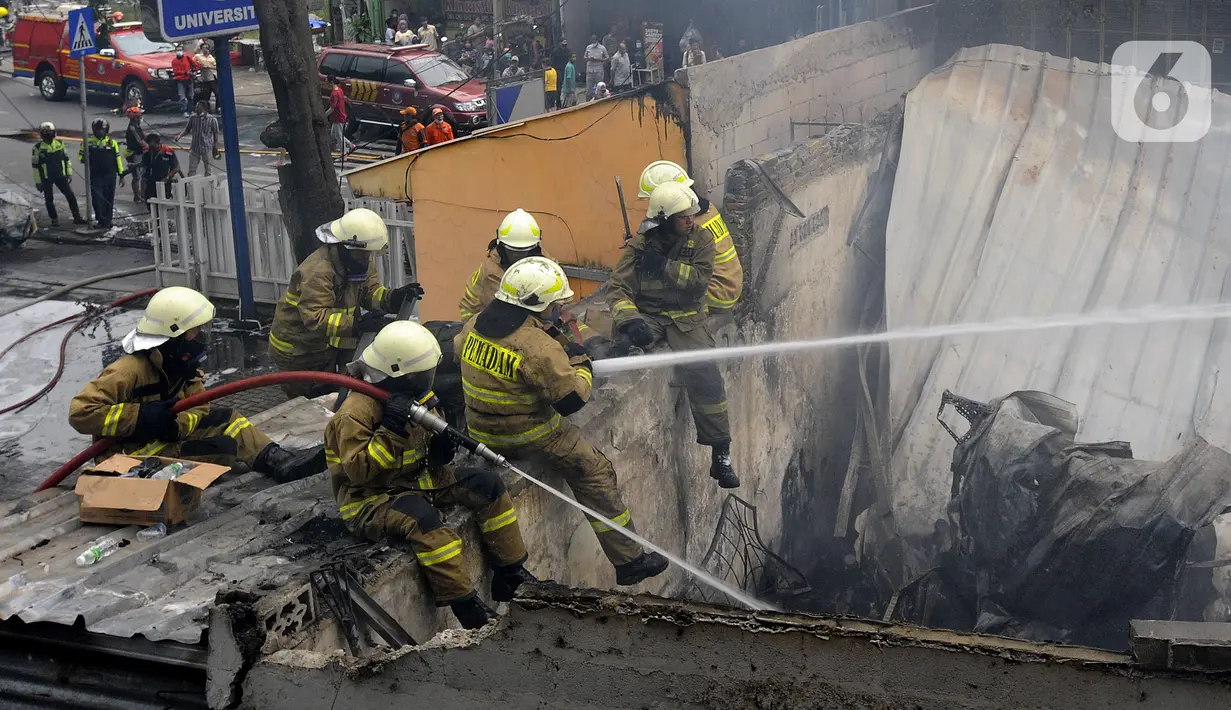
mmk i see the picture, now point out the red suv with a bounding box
[13,14,183,106]
[317,44,487,135]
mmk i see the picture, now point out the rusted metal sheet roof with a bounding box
[0,397,336,644]
[885,44,1231,578]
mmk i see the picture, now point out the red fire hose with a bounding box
[0,288,159,417]
[35,372,389,493]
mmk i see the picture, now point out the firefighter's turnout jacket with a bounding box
[607,223,731,446]
[608,223,716,333]
[269,245,395,361]
[69,350,273,464]
[455,307,643,565]
[695,206,743,313]
[325,391,528,604]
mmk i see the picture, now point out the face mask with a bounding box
[176,52,184,58]
[339,247,370,279]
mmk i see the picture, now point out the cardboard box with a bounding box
[74,455,230,526]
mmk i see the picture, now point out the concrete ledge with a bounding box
[1131,620,1231,672]
[242,585,1231,710]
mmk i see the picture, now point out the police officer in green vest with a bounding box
[32,122,84,227]
[78,118,126,230]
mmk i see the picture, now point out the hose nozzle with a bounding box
[406,402,508,468]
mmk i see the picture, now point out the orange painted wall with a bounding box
[346,93,687,322]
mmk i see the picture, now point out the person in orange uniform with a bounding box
[396,106,426,155]
[424,107,455,146]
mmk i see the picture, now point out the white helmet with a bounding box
[122,286,216,353]
[638,160,694,199]
[496,208,542,249]
[316,208,390,252]
[358,320,442,381]
[646,182,700,221]
[39,121,55,133]
[494,256,574,313]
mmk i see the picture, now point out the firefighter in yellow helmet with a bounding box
[637,160,743,315]
[327,320,532,628]
[608,182,738,488]
[70,287,326,481]
[269,208,424,398]
[456,257,669,585]
[458,208,594,341]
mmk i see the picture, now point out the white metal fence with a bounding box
[149,175,415,306]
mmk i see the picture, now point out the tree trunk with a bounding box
[252,0,345,263]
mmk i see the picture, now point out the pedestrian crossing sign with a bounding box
[67,7,96,58]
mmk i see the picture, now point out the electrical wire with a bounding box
[0,288,157,416]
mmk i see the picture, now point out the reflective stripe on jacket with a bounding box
[269,244,391,357]
[696,208,744,312]
[32,139,71,184]
[326,391,436,519]
[607,221,717,332]
[455,314,592,447]
[69,350,212,447]
[79,135,125,175]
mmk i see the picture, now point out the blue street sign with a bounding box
[67,7,95,59]
[158,0,259,42]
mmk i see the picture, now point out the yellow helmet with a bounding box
[0,8,10,19]
[495,256,574,313]
[646,182,700,221]
[122,286,216,353]
[638,160,693,199]
[317,208,390,252]
[359,320,442,380]
[496,208,543,249]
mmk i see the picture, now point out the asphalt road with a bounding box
[0,71,397,226]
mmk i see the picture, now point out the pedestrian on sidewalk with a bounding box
[611,42,633,93]
[583,35,608,102]
[562,53,577,107]
[139,132,182,204]
[78,118,124,229]
[124,105,147,203]
[194,42,219,113]
[31,122,84,227]
[543,60,558,111]
[418,17,439,51]
[172,46,199,116]
[424,106,454,146]
[175,101,221,177]
[324,74,355,155]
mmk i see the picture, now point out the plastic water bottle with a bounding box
[75,537,121,567]
[149,462,191,481]
[136,523,168,541]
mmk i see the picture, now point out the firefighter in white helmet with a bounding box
[636,160,743,315]
[70,287,326,482]
[455,257,669,586]
[608,182,739,488]
[458,207,595,340]
[326,320,533,629]
[268,208,425,397]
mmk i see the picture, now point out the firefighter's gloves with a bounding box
[617,319,654,349]
[135,400,181,442]
[388,283,426,312]
[427,432,457,468]
[355,310,397,335]
[379,392,414,438]
[635,248,668,276]
[564,341,593,373]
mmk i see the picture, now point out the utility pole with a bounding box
[214,34,256,321]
